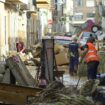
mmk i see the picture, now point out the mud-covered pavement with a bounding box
[27,65,87,87]
[63,74,87,87]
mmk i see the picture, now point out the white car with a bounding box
[78,31,97,46]
[42,35,72,47]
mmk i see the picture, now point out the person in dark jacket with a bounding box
[68,38,80,76]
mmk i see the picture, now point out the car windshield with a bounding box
[82,32,91,37]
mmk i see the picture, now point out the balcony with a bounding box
[37,3,50,8]
[36,0,49,4]
[36,0,50,9]
[6,0,28,4]
[20,4,29,10]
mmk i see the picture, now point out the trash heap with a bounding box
[98,51,105,74]
[0,62,7,82]
[0,42,69,87]
[29,80,105,105]
[11,42,69,68]
[30,42,69,66]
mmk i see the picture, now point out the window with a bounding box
[73,13,83,21]
[82,32,91,37]
[33,0,36,6]
[74,15,83,21]
[86,0,95,7]
[76,0,83,6]
[87,13,95,18]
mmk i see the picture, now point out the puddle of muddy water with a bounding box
[63,74,87,87]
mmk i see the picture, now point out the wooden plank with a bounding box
[0,83,42,96]
[6,55,35,87]
[0,83,42,105]
[41,39,54,81]
[0,90,26,105]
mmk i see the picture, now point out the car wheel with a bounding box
[91,25,102,33]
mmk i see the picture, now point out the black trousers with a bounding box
[87,61,99,79]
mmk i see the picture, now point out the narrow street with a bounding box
[0,0,105,105]
[27,65,87,87]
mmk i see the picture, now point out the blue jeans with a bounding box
[69,57,79,73]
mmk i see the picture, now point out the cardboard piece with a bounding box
[55,52,69,65]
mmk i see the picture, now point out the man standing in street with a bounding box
[68,38,80,76]
[80,37,100,79]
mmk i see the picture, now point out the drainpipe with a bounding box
[37,9,42,42]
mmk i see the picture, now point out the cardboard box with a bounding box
[54,44,65,54]
[55,52,69,65]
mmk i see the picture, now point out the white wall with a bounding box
[0,0,5,2]
[0,3,9,58]
[21,0,28,4]
[65,0,73,32]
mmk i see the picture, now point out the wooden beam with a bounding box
[36,0,49,4]
[37,3,49,9]
[0,90,26,105]
[0,83,42,96]
[0,83,42,105]
[36,2,49,4]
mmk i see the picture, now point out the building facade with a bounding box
[0,0,36,59]
[0,0,28,58]
[51,0,65,34]
[72,0,96,26]
[36,0,52,39]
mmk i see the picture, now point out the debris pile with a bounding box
[30,42,69,66]
[28,80,105,105]
[0,55,35,87]
[98,51,105,74]
[0,62,7,82]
